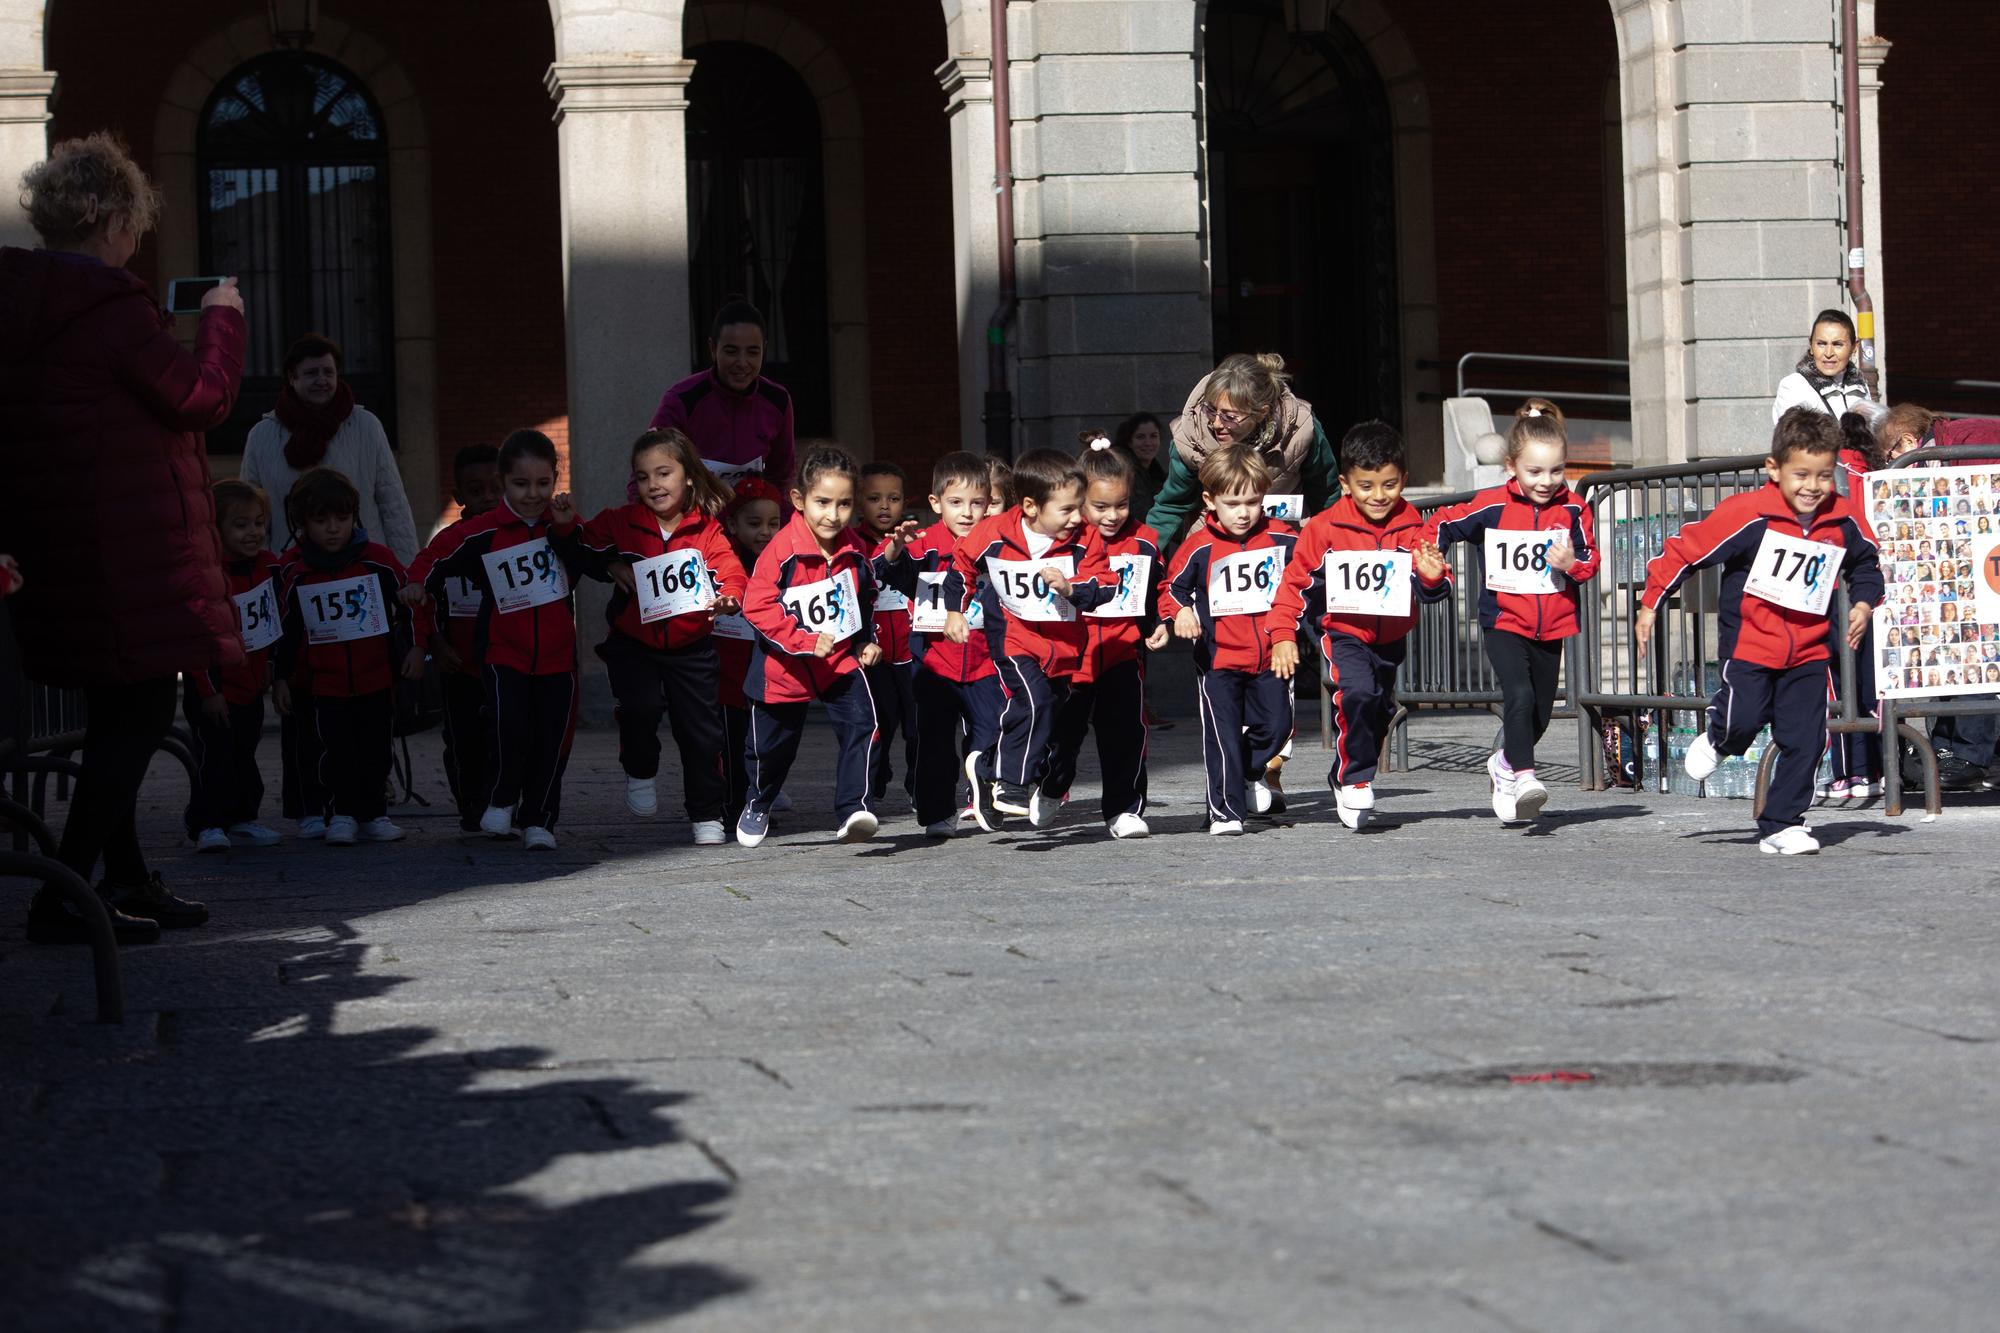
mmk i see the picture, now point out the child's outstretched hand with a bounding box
[813,631,836,658]
[714,594,741,615]
[272,679,292,716]
[399,584,429,608]
[1040,565,1073,597]
[881,517,922,561]
[1412,538,1446,582]
[1545,531,1577,572]
[400,646,427,682]
[857,643,883,668]
[200,692,228,724]
[1633,604,1657,643]
[1271,639,1300,681]
[548,492,576,526]
[1173,606,1201,641]
[943,610,969,644]
[1144,623,1171,651]
[1847,601,1873,648]
[610,563,635,594]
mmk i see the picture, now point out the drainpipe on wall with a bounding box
[984,0,1018,460]
[1841,0,1879,399]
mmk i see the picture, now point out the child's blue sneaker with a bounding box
[736,806,771,848]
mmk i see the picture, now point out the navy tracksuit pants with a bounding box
[440,671,490,831]
[182,682,265,837]
[723,704,751,824]
[1828,626,1882,784]
[865,659,919,801]
[1041,658,1148,821]
[1707,658,1827,835]
[600,632,726,821]
[1321,631,1406,788]
[911,669,1005,825]
[487,666,578,831]
[1196,667,1292,823]
[991,655,1068,792]
[313,692,394,823]
[746,670,878,821]
[1485,627,1564,772]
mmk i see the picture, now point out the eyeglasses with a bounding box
[1199,402,1253,429]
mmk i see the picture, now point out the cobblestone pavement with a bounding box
[3,711,1997,1331]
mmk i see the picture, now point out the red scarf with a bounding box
[277,381,356,471]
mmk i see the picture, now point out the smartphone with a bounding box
[165,277,227,314]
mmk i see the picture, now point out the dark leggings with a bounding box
[1484,628,1563,771]
[58,677,177,887]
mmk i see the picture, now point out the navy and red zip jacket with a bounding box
[410,499,581,676]
[1640,481,1884,670]
[945,508,1117,679]
[1077,519,1163,685]
[884,520,998,684]
[411,512,488,679]
[1160,515,1298,674]
[273,538,409,698]
[193,550,284,705]
[1427,479,1600,640]
[865,530,913,666]
[568,503,748,653]
[742,512,879,704]
[1265,496,1450,648]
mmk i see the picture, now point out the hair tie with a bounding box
[1524,406,1543,418]
[1089,436,1112,452]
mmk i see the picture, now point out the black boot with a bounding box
[24,888,162,945]
[102,873,209,928]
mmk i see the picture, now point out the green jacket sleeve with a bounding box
[1301,418,1341,514]
[1143,449,1202,540]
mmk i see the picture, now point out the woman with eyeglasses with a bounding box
[1142,352,1340,542]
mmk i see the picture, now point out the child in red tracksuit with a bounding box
[1636,409,1883,855]
[1162,445,1299,835]
[738,444,910,848]
[408,429,583,851]
[413,444,501,833]
[569,428,747,843]
[1267,422,1451,831]
[1428,399,1601,825]
[880,451,1001,838]
[1041,441,1168,838]
[272,468,424,846]
[856,461,919,802]
[715,477,785,821]
[186,480,286,852]
[947,449,1119,830]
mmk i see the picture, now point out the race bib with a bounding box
[1484,529,1562,595]
[706,456,764,483]
[987,556,1077,623]
[1207,547,1282,617]
[1323,550,1412,618]
[1086,554,1152,620]
[711,612,756,642]
[298,574,388,645]
[782,569,864,642]
[444,576,484,619]
[912,572,983,633]
[1263,494,1305,523]
[482,538,570,614]
[632,549,716,624]
[1744,529,1838,616]
[232,578,281,653]
[874,585,909,614]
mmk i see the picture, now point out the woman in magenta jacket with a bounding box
[649,299,796,489]
[0,134,246,943]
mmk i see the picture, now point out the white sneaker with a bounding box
[1209,819,1244,836]
[480,805,516,838]
[359,817,404,842]
[1487,752,1517,822]
[1512,774,1549,822]
[1684,732,1720,782]
[958,805,979,825]
[226,821,281,847]
[297,816,327,840]
[1759,825,1821,855]
[1026,788,1054,828]
[1848,779,1882,801]
[1336,783,1375,831]
[1108,812,1150,839]
[924,818,957,838]
[522,825,558,851]
[194,827,231,853]
[836,810,878,843]
[626,776,658,817]
[1250,777,1286,815]
[771,791,794,814]
[692,820,726,845]
[324,816,359,845]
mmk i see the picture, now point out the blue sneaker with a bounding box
[736,806,771,848]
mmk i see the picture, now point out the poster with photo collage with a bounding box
[1865,463,2000,698]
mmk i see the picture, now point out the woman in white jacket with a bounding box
[1771,309,1873,423]
[240,334,420,563]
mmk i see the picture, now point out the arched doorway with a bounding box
[684,40,833,437]
[197,51,396,456]
[1203,0,1400,436]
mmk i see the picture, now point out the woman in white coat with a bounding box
[1771,309,1873,423]
[240,333,420,563]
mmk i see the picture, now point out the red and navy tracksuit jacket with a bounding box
[866,531,914,666]
[1077,520,1163,686]
[194,550,285,705]
[411,499,582,676]
[1160,515,1298,674]
[886,520,1006,826]
[741,513,879,704]
[183,550,286,836]
[274,540,409,698]
[570,504,749,652]
[945,509,1119,679]
[1427,479,1600,641]
[1266,497,1451,787]
[894,521,997,685]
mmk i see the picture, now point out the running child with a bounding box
[855,460,920,802]
[415,444,500,832]
[1267,422,1450,830]
[1635,408,1882,854]
[715,476,785,820]
[407,429,583,851]
[185,479,286,851]
[882,451,999,837]
[946,449,1118,829]
[571,428,746,843]
[272,468,425,846]
[1040,440,1168,838]
[1428,399,1600,824]
[737,444,899,847]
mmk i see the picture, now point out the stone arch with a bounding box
[150,12,443,518]
[683,1,874,456]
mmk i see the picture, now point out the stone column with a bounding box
[0,69,55,250]
[1855,16,1891,393]
[938,48,999,455]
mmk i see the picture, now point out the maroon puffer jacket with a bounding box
[0,248,246,686]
